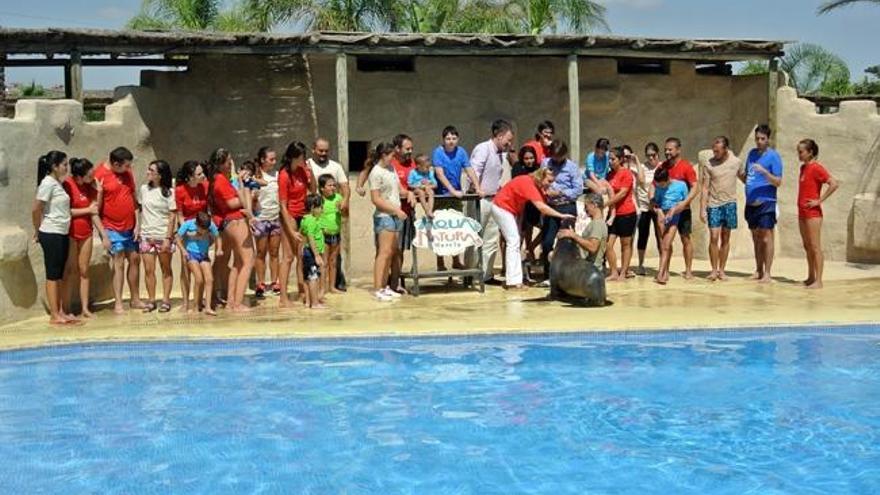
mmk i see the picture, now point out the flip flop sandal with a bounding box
[142,302,157,313]
[158,302,172,313]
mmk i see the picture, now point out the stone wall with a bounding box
[0,97,155,324]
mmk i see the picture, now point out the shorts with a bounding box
[798,204,823,219]
[107,229,138,255]
[325,233,341,245]
[185,251,210,263]
[301,246,321,281]
[707,202,738,230]
[139,237,175,254]
[662,209,681,228]
[373,214,403,234]
[745,202,777,230]
[38,231,69,281]
[398,215,416,251]
[252,219,282,238]
[435,197,463,212]
[609,213,638,237]
[677,208,693,236]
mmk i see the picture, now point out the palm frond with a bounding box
[818,0,880,15]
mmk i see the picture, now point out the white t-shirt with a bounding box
[368,164,400,218]
[257,170,280,221]
[36,175,71,235]
[308,158,349,185]
[138,184,177,239]
[636,164,657,212]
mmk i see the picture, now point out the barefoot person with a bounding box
[796,139,839,289]
[300,194,327,309]
[318,174,343,294]
[700,136,741,281]
[604,147,638,281]
[432,125,479,272]
[252,147,282,299]
[584,138,611,195]
[635,143,662,275]
[407,154,438,219]
[174,160,208,313]
[368,142,408,302]
[138,160,177,313]
[176,211,219,316]
[207,148,255,312]
[739,124,783,283]
[658,138,698,280]
[652,168,689,285]
[277,141,313,308]
[492,168,575,290]
[32,151,77,324]
[62,158,103,318]
[95,147,143,313]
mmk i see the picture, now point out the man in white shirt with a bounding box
[307,137,351,291]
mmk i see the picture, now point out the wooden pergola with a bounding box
[0,27,786,167]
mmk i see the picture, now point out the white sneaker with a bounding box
[538,279,551,288]
[374,290,393,302]
[382,287,402,298]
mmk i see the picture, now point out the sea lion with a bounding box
[548,236,606,307]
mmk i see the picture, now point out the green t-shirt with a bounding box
[300,214,325,254]
[319,193,343,235]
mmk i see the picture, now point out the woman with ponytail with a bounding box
[366,142,406,302]
[277,141,315,307]
[32,151,79,324]
[62,157,103,318]
[174,160,208,312]
[139,160,177,312]
[206,148,255,312]
[252,146,282,298]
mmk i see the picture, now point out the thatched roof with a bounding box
[0,28,785,61]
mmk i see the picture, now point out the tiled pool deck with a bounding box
[1,258,878,351]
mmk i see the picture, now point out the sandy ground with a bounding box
[1,257,877,351]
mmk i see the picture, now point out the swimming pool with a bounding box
[1,326,878,493]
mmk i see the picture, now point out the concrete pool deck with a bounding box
[0,257,878,351]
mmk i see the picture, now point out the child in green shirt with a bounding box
[299,194,326,309]
[318,174,343,294]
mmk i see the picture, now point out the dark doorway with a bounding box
[348,141,370,173]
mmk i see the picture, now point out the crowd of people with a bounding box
[30,120,839,323]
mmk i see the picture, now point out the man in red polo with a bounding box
[388,133,417,293]
[656,137,698,279]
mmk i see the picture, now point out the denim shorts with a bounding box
[325,233,341,245]
[107,229,138,255]
[373,214,403,234]
[707,202,738,230]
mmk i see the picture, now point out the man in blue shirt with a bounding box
[738,124,783,283]
[539,139,585,280]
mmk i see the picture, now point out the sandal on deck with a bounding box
[142,302,157,313]
[158,302,172,313]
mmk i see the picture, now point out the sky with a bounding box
[2,0,878,89]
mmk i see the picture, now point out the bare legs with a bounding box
[62,238,94,317]
[222,220,255,312]
[606,235,634,281]
[750,228,775,283]
[655,225,679,284]
[111,250,142,314]
[680,233,694,280]
[707,228,732,281]
[279,229,298,308]
[255,233,281,288]
[374,230,399,292]
[800,217,824,289]
[189,259,215,315]
[324,242,340,294]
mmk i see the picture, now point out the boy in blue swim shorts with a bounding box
[176,211,219,315]
[652,168,688,285]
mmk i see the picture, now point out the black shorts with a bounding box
[325,233,340,245]
[38,231,69,281]
[609,213,638,237]
[677,208,693,236]
[301,246,321,281]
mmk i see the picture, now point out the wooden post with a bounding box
[64,50,83,102]
[768,57,779,132]
[335,52,351,277]
[567,55,581,162]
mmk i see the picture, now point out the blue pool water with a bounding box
[1,327,879,494]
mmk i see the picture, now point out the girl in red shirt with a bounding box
[207,148,255,312]
[62,158,103,318]
[604,147,638,281]
[175,160,207,312]
[796,139,838,289]
[277,141,315,308]
[491,167,574,290]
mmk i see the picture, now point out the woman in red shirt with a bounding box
[604,147,639,281]
[207,148,255,312]
[491,168,574,290]
[62,158,103,318]
[175,160,207,312]
[796,139,838,289]
[277,141,315,308]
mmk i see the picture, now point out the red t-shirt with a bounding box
[63,177,97,241]
[391,157,416,214]
[210,173,244,226]
[493,175,545,216]
[522,139,549,165]
[661,158,697,210]
[278,166,312,218]
[798,161,831,218]
[95,163,137,232]
[175,181,208,221]
[609,169,637,216]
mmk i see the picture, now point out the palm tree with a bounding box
[818,0,880,14]
[503,0,607,35]
[737,43,852,96]
[128,0,223,30]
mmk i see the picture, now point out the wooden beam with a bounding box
[2,58,188,67]
[335,52,351,278]
[567,54,581,163]
[768,57,779,133]
[64,50,83,102]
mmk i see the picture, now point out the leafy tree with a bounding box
[736,43,852,96]
[21,80,47,97]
